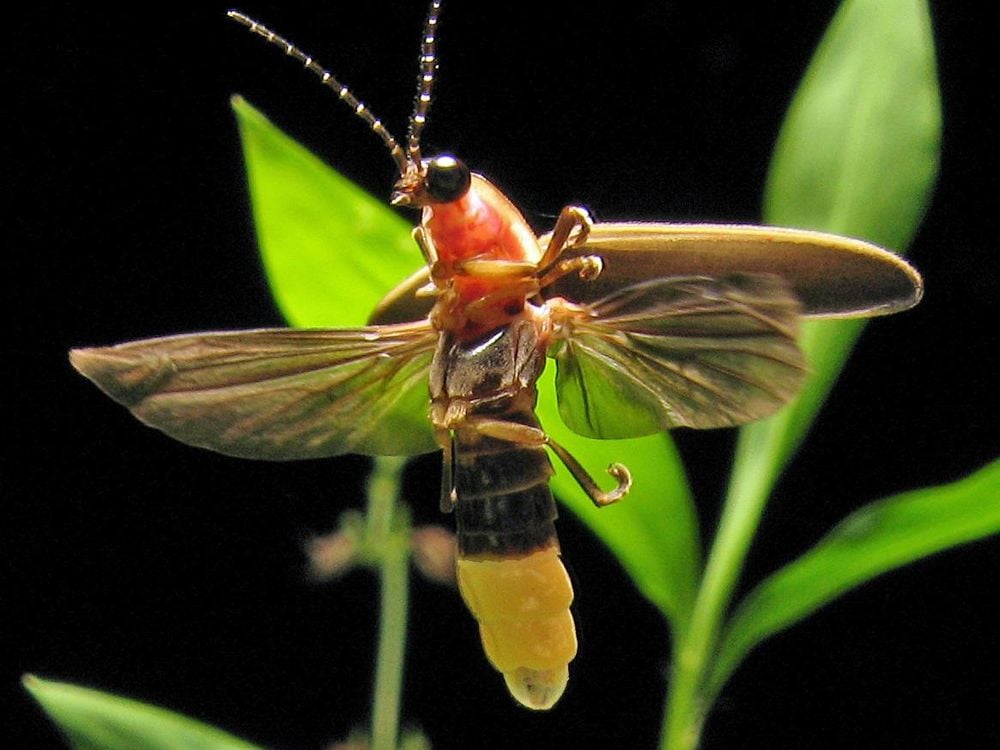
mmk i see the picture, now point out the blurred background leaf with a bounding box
[708,458,1000,699]
[666,1,942,743]
[24,675,264,750]
[728,0,941,506]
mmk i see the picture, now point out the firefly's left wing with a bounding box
[70,322,439,459]
[551,274,807,440]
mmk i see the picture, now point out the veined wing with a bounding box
[551,274,808,439]
[70,322,439,459]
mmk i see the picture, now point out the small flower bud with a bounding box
[410,525,457,585]
[306,529,359,580]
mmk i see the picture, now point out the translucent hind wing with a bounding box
[552,274,808,439]
[70,322,439,459]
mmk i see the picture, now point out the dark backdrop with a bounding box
[8,2,998,748]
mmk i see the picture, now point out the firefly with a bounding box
[70,1,922,709]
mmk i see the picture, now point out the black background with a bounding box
[7,2,998,748]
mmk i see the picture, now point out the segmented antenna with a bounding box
[407,0,444,164]
[226,10,409,176]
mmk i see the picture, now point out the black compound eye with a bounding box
[424,155,471,202]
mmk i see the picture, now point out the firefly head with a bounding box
[391,154,471,207]
[423,154,472,202]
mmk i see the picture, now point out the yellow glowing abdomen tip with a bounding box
[456,545,577,709]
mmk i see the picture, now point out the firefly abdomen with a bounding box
[431,316,578,708]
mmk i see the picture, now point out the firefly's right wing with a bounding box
[551,274,808,440]
[70,322,439,460]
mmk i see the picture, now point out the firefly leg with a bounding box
[413,225,438,265]
[454,258,538,278]
[447,259,542,325]
[414,227,451,297]
[462,279,541,325]
[438,428,457,513]
[468,417,549,446]
[430,402,459,512]
[546,436,631,508]
[538,205,593,269]
[466,418,632,508]
[536,254,604,289]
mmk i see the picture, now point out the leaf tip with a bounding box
[230,94,256,121]
[230,95,266,128]
[22,673,49,702]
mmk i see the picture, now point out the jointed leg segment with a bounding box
[540,205,594,269]
[443,413,632,509]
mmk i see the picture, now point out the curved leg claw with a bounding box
[547,437,632,508]
[600,462,632,507]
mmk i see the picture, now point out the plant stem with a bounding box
[661,437,780,749]
[366,456,410,750]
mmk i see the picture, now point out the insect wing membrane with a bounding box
[552,274,807,440]
[70,323,439,459]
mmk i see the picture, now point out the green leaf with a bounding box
[232,96,420,328]
[728,0,941,503]
[707,458,1000,699]
[24,675,265,750]
[765,0,941,245]
[671,0,942,731]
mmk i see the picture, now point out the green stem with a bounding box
[365,456,410,750]
[661,433,781,749]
